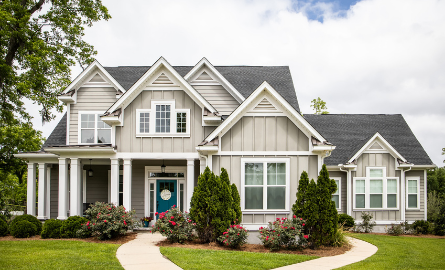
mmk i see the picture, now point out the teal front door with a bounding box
[156,180,177,214]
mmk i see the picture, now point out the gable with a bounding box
[248,97,280,112]
[151,73,175,85]
[369,142,383,150]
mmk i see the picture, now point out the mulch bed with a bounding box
[0,232,137,245]
[156,238,352,257]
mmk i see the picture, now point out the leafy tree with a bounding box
[310,97,329,115]
[0,0,111,125]
[190,167,241,243]
[0,122,44,183]
[427,167,445,196]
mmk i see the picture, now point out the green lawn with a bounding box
[160,246,318,270]
[340,234,445,269]
[0,240,123,269]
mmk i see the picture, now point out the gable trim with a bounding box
[347,132,408,164]
[106,57,217,114]
[184,57,245,103]
[203,81,326,144]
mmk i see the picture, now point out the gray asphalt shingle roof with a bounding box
[304,114,433,166]
[43,113,67,147]
[103,65,300,112]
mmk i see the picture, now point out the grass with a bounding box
[160,246,318,270]
[0,240,123,269]
[340,234,445,269]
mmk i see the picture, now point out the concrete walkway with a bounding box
[116,233,377,270]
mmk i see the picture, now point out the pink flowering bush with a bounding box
[151,205,195,243]
[77,202,135,240]
[217,224,248,248]
[258,215,308,251]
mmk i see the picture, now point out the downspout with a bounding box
[199,153,208,174]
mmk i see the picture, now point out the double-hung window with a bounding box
[241,158,290,211]
[353,167,399,210]
[79,112,111,144]
[136,100,189,136]
[406,177,420,209]
[331,177,341,210]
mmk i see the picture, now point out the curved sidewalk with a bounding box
[117,233,377,270]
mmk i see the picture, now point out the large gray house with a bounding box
[16,57,435,230]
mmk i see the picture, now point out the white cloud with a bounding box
[30,0,445,166]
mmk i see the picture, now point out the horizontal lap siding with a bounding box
[329,171,347,214]
[69,87,117,145]
[116,90,204,153]
[131,160,146,218]
[193,85,239,115]
[405,170,425,220]
[212,155,318,225]
[221,116,309,151]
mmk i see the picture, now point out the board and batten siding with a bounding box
[115,90,205,153]
[329,171,347,214]
[69,87,117,145]
[221,116,309,152]
[212,155,318,225]
[192,85,239,115]
[405,170,425,220]
[351,153,401,221]
[84,165,109,205]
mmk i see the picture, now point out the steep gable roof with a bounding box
[304,114,434,166]
[103,65,300,112]
[42,113,67,147]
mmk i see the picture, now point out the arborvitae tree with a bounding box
[190,167,241,243]
[231,183,242,224]
[292,171,309,217]
[304,179,319,238]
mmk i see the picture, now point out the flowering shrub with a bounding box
[151,205,195,243]
[77,202,135,240]
[217,224,248,248]
[259,216,308,251]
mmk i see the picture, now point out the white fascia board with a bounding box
[44,147,116,154]
[101,115,121,126]
[204,81,326,144]
[58,95,75,104]
[195,146,219,152]
[411,164,437,169]
[348,132,407,164]
[313,145,336,152]
[15,153,59,159]
[61,60,125,94]
[106,57,217,114]
[184,57,245,103]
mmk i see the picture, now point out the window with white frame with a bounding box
[331,177,341,210]
[136,100,189,136]
[353,167,399,210]
[406,177,420,209]
[241,158,290,211]
[79,112,111,144]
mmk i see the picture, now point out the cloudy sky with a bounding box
[29,0,445,166]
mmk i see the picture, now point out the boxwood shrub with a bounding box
[338,213,355,228]
[60,216,88,238]
[0,218,8,236]
[10,214,42,235]
[41,219,63,239]
[10,220,37,238]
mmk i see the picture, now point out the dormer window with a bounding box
[136,100,190,137]
[79,112,111,144]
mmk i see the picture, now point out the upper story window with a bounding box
[241,158,290,212]
[353,167,399,210]
[79,112,111,144]
[136,100,190,137]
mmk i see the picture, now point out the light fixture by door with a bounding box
[161,160,166,175]
[88,159,93,177]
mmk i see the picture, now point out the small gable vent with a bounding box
[252,98,278,111]
[89,74,106,82]
[369,142,384,150]
[196,71,213,81]
[153,73,174,84]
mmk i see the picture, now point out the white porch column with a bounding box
[401,169,406,221]
[186,159,195,211]
[110,158,119,206]
[70,158,81,216]
[58,158,69,220]
[37,163,47,219]
[346,169,352,216]
[123,159,132,210]
[27,163,37,216]
[46,166,51,219]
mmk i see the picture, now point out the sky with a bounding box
[28,0,445,166]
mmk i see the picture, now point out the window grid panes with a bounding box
[80,113,111,144]
[245,163,263,210]
[155,105,170,133]
[387,179,397,208]
[176,112,187,133]
[370,179,383,208]
[266,163,286,209]
[180,183,184,212]
[149,183,155,218]
[407,179,418,208]
[332,179,340,209]
[140,112,150,133]
[355,179,365,208]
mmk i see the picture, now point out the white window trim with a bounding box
[406,176,420,210]
[353,167,399,211]
[78,111,111,144]
[136,100,190,137]
[241,158,290,213]
[331,177,341,211]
